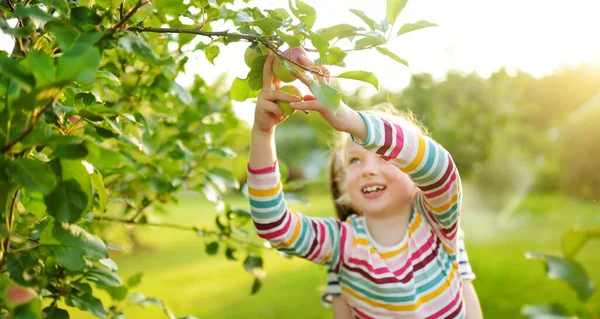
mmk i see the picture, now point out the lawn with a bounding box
[69,192,600,319]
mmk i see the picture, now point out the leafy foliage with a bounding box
[0,0,437,317]
[522,226,599,318]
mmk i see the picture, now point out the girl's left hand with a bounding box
[289,56,357,133]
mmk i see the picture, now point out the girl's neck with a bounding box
[364,202,412,248]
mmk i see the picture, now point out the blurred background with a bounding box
[36,0,597,318]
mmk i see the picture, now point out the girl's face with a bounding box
[342,140,416,217]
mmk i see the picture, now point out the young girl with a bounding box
[248,51,465,318]
[323,153,483,319]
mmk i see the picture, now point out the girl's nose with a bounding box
[361,156,380,177]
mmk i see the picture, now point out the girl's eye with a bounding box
[348,157,360,165]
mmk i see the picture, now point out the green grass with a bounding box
[69,193,600,319]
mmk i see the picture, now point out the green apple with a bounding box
[272,57,297,83]
[244,45,266,68]
[277,85,301,115]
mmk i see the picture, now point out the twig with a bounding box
[2,0,14,12]
[128,26,326,77]
[0,89,63,154]
[108,0,150,33]
[93,215,266,249]
[128,26,259,41]
[3,190,19,254]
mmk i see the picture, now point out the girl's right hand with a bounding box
[253,51,302,134]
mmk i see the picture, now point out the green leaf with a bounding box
[309,81,341,112]
[70,7,101,32]
[266,8,290,20]
[119,36,171,65]
[14,5,54,21]
[386,0,409,25]
[309,31,329,57]
[9,159,56,195]
[40,221,108,271]
[205,242,219,255]
[126,273,143,288]
[0,57,35,92]
[40,0,69,15]
[206,7,220,19]
[54,144,89,159]
[95,70,120,84]
[99,285,128,302]
[354,35,386,50]
[319,24,364,41]
[99,258,118,272]
[208,147,237,158]
[275,31,301,48]
[207,167,240,191]
[243,254,263,273]
[521,304,571,319]
[254,17,282,34]
[225,247,236,260]
[326,47,347,66]
[375,47,408,67]
[11,85,63,111]
[204,45,220,65]
[91,170,107,214]
[19,189,47,218]
[13,298,42,319]
[288,0,316,29]
[66,283,106,318]
[337,71,379,90]
[85,268,123,287]
[525,252,595,301]
[397,20,438,37]
[201,183,220,205]
[1,23,35,38]
[251,277,262,295]
[46,22,80,51]
[57,44,101,83]
[42,306,70,319]
[350,9,375,31]
[22,50,55,87]
[44,159,92,223]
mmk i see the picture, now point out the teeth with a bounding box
[362,185,386,194]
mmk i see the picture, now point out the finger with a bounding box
[262,89,302,102]
[262,51,275,89]
[264,100,284,118]
[289,100,326,112]
[298,54,315,67]
[303,94,316,101]
[319,66,331,85]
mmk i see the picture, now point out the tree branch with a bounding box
[108,0,150,34]
[0,90,63,154]
[93,215,266,249]
[3,190,19,254]
[2,0,14,12]
[128,27,326,77]
[128,26,259,41]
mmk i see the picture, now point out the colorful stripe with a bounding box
[248,112,464,318]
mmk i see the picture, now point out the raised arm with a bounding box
[247,52,349,267]
[347,110,462,251]
[247,162,347,266]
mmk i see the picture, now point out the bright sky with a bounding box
[1,0,599,107]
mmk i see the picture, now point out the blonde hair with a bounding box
[328,103,427,216]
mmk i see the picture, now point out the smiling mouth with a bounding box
[361,185,387,194]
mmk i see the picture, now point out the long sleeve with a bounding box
[351,112,462,252]
[247,162,349,267]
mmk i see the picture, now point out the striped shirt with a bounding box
[322,229,475,307]
[248,112,463,318]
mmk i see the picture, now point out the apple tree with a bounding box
[0,0,434,317]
